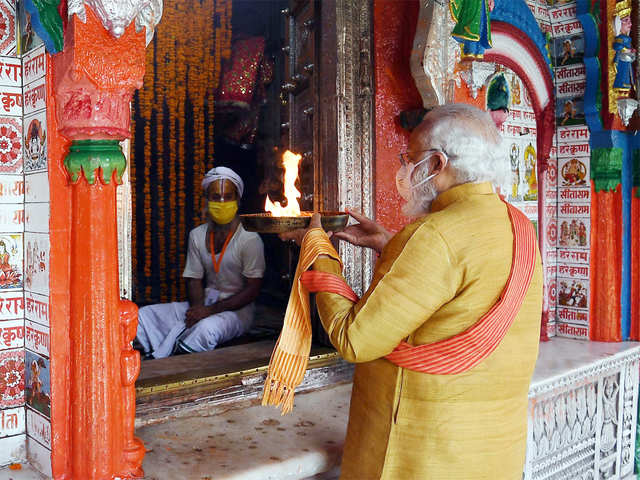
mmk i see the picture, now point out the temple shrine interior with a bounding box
[1,0,640,478]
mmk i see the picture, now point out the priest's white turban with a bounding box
[201,167,244,198]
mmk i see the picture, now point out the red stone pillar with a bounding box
[51,8,146,479]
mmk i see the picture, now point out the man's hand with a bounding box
[332,210,392,254]
[185,305,214,328]
[279,213,323,246]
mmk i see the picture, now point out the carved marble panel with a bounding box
[524,341,640,480]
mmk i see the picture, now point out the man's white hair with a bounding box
[403,103,511,217]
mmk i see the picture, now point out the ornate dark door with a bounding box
[281,0,320,211]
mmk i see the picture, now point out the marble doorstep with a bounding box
[138,384,351,480]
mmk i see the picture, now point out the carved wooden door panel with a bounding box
[281,0,319,211]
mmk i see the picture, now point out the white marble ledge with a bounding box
[529,337,640,397]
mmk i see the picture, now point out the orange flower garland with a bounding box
[131,0,231,304]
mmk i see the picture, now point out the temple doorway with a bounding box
[126,0,341,399]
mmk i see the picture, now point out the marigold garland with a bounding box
[131,0,232,304]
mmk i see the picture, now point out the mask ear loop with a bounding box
[411,152,448,189]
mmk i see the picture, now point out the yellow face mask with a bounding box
[208,200,238,225]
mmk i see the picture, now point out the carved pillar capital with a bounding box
[53,6,146,141]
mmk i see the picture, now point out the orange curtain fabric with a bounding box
[589,185,622,341]
[131,0,232,304]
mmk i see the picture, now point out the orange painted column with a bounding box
[49,9,147,479]
[589,185,622,342]
[631,189,640,340]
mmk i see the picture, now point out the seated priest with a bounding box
[281,103,543,479]
[136,167,265,358]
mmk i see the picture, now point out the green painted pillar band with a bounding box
[64,139,126,185]
[591,147,622,192]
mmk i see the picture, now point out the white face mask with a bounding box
[395,151,448,201]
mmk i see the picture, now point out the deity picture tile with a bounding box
[23,109,46,173]
[551,31,584,65]
[24,232,49,296]
[27,434,51,477]
[0,433,25,466]
[0,406,24,438]
[555,96,585,126]
[0,348,24,408]
[26,407,50,449]
[0,291,23,320]
[558,217,590,248]
[558,156,590,188]
[0,319,22,350]
[24,350,49,418]
[16,0,42,56]
[0,202,23,232]
[23,76,45,116]
[0,55,20,87]
[25,202,48,233]
[25,320,48,359]
[505,139,539,204]
[0,0,16,57]
[0,233,22,290]
[24,171,48,203]
[24,291,47,327]
[557,278,589,310]
[0,174,23,203]
[0,116,21,173]
[21,44,45,85]
[556,321,589,339]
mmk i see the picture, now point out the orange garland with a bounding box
[131,0,231,303]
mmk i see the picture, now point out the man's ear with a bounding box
[430,151,448,176]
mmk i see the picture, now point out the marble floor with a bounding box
[0,465,48,480]
[138,383,351,480]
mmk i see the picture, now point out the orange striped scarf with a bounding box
[262,228,341,414]
[298,201,536,375]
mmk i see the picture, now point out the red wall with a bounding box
[373,0,422,232]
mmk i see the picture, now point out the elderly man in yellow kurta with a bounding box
[277,103,542,479]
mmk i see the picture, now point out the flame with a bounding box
[265,150,302,216]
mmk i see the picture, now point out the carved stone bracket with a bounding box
[410,0,460,108]
[68,0,163,45]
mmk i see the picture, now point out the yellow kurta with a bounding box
[313,182,542,480]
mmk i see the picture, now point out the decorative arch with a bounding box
[484,20,555,339]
